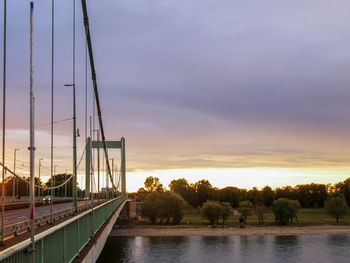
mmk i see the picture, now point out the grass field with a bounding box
[136,208,350,228]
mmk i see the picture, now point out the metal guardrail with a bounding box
[2,201,95,239]
[0,196,126,263]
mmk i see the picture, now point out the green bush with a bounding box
[141,191,187,224]
[271,198,301,225]
[200,200,232,224]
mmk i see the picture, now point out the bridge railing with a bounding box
[0,196,126,263]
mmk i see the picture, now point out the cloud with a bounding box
[2,0,350,184]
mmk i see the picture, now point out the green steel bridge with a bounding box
[0,196,131,263]
[0,0,132,262]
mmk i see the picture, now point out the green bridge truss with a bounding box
[0,197,127,263]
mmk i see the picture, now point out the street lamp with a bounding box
[54,164,57,197]
[50,164,57,224]
[1,0,7,245]
[93,129,100,203]
[64,170,67,198]
[13,148,19,200]
[64,83,77,212]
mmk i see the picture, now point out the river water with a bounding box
[97,234,350,263]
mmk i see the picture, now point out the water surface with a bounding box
[98,234,350,263]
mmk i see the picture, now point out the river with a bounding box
[97,234,350,262]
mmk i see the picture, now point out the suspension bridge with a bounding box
[0,1,132,262]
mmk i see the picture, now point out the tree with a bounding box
[220,202,232,224]
[275,186,296,200]
[136,187,148,202]
[0,176,44,197]
[159,192,187,224]
[200,200,222,225]
[247,187,263,205]
[325,194,348,223]
[288,200,301,222]
[238,200,253,224]
[193,180,214,207]
[169,178,193,206]
[144,176,163,192]
[271,198,300,225]
[254,205,268,224]
[141,191,187,224]
[295,183,328,208]
[262,186,275,207]
[45,173,75,197]
[335,178,350,206]
[215,187,241,207]
[141,192,161,224]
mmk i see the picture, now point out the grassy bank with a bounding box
[136,208,350,228]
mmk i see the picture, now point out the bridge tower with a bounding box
[85,137,126,197]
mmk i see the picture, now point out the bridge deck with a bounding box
[0,200,101,252]
[0,197,127,263]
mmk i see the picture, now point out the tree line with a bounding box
[135,176,350,225]
[136,177,350,208]
[0,173,83,198]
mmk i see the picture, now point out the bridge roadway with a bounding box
[0,200,97,227]
[0,197,128,263]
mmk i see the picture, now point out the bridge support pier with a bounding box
[80,199,129,263]
[115,200,136,228]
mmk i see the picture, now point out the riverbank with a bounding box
[111,226,350,236]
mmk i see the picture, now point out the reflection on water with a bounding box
[273,236,301,263]
[97,234,350,263]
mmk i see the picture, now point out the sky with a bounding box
[1,0,350,192]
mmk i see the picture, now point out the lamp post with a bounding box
[65,170,67,198]
[13,149,19,200]
[38,158,43,197]
[1,0,7,246]
[53,165,57,197]
[109,158,114,199]
[93,129,100,203]
[64,83,77,212]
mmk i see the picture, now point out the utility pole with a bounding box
[112,158,114,197]
[1,0,7,246]
[28,2,35,259]
[97,130,100,202]
[13,149,19,200]
[106,153,109,199]
[121,137,126,196]
[93,130,100,203]
[50,0,55,225]
[65,170,67,198]
[102,153,105,200]
[54,165,57,197]
[38,158,43,197]
[72,0,77,212]
[90,116,94,235]
[64,82,77,211]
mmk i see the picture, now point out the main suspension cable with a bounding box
[80,0,116,190]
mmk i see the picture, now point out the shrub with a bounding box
[141,191,187,224]
[271,198,301,225]
[201,200,232,224]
